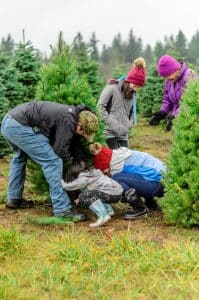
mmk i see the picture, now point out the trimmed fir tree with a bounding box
[160,80,199,227]
[0,50,25,157]
[37,46,96,107]
[0,40,41,157]
[28,33,105,195]
[13,41,41,102]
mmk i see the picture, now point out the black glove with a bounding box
[149,111,167,126]
[165,115,174,131]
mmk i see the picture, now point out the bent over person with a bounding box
[97,57,146,149]
[149,54,198,131]
[90,143,166,219]
[1,100,98,220]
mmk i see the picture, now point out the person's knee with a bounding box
[12,150,28,163]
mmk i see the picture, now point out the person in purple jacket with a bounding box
[149,54,197,131]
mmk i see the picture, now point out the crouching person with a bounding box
[0,100,98,221]
[90,143,166,219]
[62,162,124,227]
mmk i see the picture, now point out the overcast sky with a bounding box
[0,0,198,55]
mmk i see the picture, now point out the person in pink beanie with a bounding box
[149,54,197,131]
[98,57,146,149]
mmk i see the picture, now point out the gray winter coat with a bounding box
[97,81,133,139]
[62,168,123,196]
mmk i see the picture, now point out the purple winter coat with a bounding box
[160,62,197,116]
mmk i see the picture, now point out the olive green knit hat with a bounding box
[79,111,99,142]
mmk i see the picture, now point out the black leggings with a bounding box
[106,137,128,149]
[78,189,122,207]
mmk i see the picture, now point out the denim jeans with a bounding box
[1,115,72,215]
[112,172,164,199]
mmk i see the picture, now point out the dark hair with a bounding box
[65,161,86,182]
[121,82,134,100]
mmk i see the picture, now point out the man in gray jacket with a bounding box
[97,57,146,149]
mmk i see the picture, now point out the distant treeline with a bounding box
[1,29,199,79]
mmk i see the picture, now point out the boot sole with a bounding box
[89,215,111,228]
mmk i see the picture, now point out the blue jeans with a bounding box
[112,172,164,199]
[1,115,72,215]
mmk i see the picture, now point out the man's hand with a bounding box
[103,168,111,176]
[149,111,167,126]
[74,198,80,205]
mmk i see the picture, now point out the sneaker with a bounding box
[55,209,86,222]
[125,188,138,202]
[123,207,149,220]
[6,198,34,209]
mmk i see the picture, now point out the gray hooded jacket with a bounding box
[62,168,123,196]
[97,81,133,139]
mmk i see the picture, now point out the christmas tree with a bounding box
[161,80,199,227]
[0,51,24,157]
[0,39,40,157]
[13,40,41,102]
[28,33,105,194]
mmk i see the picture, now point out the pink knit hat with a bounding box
[125,57,146,86]
[157,55,180,77]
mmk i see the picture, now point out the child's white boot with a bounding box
[104,203,115,216]
[89,199,111,228]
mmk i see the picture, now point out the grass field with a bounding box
[0,119,198,300]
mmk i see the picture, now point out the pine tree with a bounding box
[0,34,14,56]
[88,32,99,61]
[99,44,114,80]
[143,44,153,66]
[124,29,142,63]
[0,51,8,157]
[175,30,187,60]
[0,50,24,157]
[154,41,165,59]
[161,80,199,227]
[111,33,124,64]
[164,34,175,53]
[100,44,111,64]
[13,41,41,101]
[0,38,41,157]
[138,60,164,116]
[28,33,105,194]
[72,32,103,99]
[188,30,199,65]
